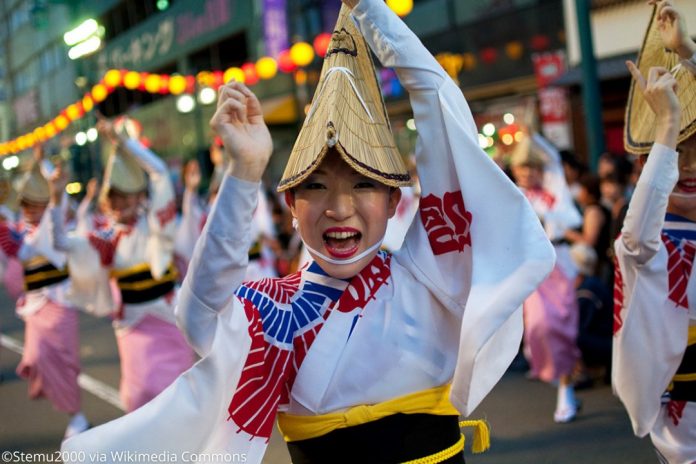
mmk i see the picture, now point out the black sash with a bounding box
[286,413,465,464]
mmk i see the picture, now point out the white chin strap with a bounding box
[303,237,383,265]
[671,191,696,199]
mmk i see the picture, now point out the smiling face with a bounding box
[669,137,696,221]
[286,150,401,279]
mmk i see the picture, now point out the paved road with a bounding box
[0,285,656,463]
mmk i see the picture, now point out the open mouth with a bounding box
[677,178,696,194]
[323,227,362,258]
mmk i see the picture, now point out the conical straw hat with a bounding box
[624,5,696,155]
[510,135,546,168]
[277,4,410,192]
[100,146,147,200]
[17,162,50,204]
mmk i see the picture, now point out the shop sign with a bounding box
[263,0,288,58]
[98,0,249,72]
[533,51,572,149]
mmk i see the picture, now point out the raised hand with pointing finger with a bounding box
[626,60,681,149]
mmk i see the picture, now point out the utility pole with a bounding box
[574,0,605,172]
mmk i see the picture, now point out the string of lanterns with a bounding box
[0,24,553,156]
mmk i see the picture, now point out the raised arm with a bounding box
[348,0,553,310]
[176,81,273,356]
[618,62,680,263]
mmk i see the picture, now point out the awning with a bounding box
[551,52,636,86]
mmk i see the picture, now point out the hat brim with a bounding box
[624,7,696,155]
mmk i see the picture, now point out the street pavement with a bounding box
[0,285,656,463]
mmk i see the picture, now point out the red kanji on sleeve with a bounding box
[419,190,472,256]
[156,200,177,228]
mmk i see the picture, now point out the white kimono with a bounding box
[613,143,696,463]
[62,0,554,461]
[51,138,178,326]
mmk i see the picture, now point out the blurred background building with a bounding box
[1,0,695,186]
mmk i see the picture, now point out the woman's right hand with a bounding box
[627,61,681,148]
[210,81,272,183]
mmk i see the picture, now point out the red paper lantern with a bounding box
[313,32,332,58]
[530,34,550,51]
[480,47,498,64]
[277,50,297,73]
[242,62,259,86]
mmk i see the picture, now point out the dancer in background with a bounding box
[511,133,583,423]
[614,0,696,461]
[1,148,89,438]
[49,116,193,413]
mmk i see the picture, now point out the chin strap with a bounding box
[302,237,383,265]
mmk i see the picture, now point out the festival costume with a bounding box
[514,134,582,384]
[62,1,554,461]
[51,138,193,412]
[612,6,696,462]
[0,165,81,414]
[613,146,696,463]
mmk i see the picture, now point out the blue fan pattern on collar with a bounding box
[234,264,346,346]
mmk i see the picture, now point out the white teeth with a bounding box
[325,231,358,239]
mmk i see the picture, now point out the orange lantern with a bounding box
[158,74,170,94]
[16,136,27,151]
[91,83,109,102]
[313,32,332,57]
[242,63,259,86]
[54,114,69,131]
[44,123,57,138]
[290,42,314,67]
[224,67,245,84]
[104,69,123,88]
[65,103,83,121]
[505,41,524,60]
[123,71,142,90]
[461,52,477,71]
[82,94,94,112]
[197,71,214,87]
[33,126,46,142]
[256,56,278,80]
[294,69,308,86]
[386,0,413,17]
[277,50,296,73]
[169,75,187,95]
[145,74,162,93]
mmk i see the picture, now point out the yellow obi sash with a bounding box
[278,384,458,443]
[668,325,696,401]
[111,262,177,304]
[22,256,69,291]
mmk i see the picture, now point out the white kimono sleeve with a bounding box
[613,143,690,437]
[352,0,555,416]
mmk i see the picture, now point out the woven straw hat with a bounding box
[17,162,50,204]
[277,4,410,192]
[624,6,696,155]
[510,135,547,168]
[100,148,147,200]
